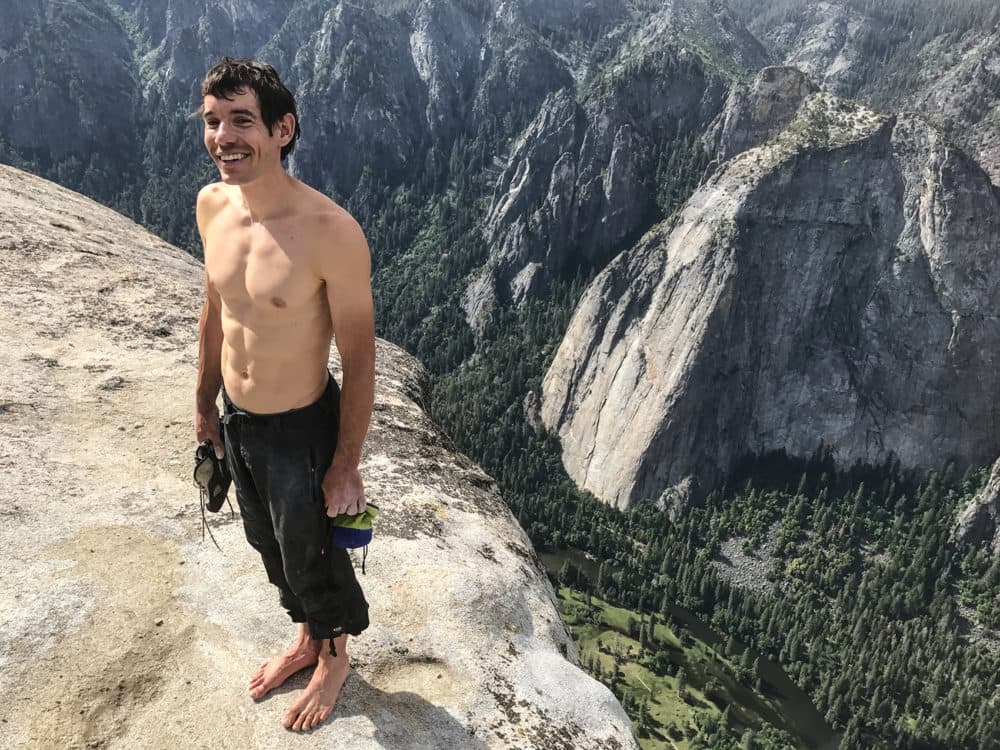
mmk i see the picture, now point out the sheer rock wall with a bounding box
[541,93,1000,508]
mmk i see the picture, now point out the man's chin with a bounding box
[218,170,251,185]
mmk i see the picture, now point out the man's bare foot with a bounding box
[249,626,321,700]
[282,635,350,731]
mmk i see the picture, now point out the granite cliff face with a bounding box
[706,65,818,164]
[466,54,726,331]
[463,1,770,331]
[541,91,1000,509]
[0,164,636,750]
[905,27,1000,185]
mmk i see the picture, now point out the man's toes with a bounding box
[292,710,309,732]
[304,708,320,732]
[284,700,307,731]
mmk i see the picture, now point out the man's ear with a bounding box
[278,113,296,145]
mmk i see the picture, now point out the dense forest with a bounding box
[539,456,1000,748]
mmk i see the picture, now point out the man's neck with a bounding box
[235,168,297,222]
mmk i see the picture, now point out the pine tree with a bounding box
[840,716,863,750]
[558,560,572,588]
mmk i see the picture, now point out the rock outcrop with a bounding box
[953,459,1000,556]
[541,92,1000,509]
[706,66,818,163]
[741,2,1000,185]
[743,0,873,96]
[0,164,636,750]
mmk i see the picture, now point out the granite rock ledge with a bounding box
[0,164,636,750]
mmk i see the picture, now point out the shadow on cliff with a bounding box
[342,674,487,749]
[721,445,929,500]
[263,670,486,748]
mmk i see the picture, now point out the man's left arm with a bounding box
[318,211,376,517]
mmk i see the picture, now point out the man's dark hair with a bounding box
[200,56,301,160]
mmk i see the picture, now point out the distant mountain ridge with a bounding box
[0,0,762,251]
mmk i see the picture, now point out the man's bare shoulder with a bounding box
[295,183,352,224]
[292,192,368,282]
[196,182,231,230]
[296,185,366,251]
[196,182,229,208]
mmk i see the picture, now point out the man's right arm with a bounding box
[195,187,226,458]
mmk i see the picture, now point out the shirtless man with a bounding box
[194,57,374,732]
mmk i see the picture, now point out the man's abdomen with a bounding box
[221,322,334,414]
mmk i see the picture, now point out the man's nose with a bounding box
[215,120,237,144]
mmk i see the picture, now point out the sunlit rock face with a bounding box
[542,92,1000,509]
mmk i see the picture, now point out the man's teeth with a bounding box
[220,154,247,162]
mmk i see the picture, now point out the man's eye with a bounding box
[236,119,252,126]
[205,120,219,128]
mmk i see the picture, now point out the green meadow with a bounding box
[554,586,800,750]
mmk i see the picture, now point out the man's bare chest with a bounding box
[205,220,322,312]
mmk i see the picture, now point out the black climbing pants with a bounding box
[221,374,369,643]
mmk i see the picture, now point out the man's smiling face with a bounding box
[202,89,285,184]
